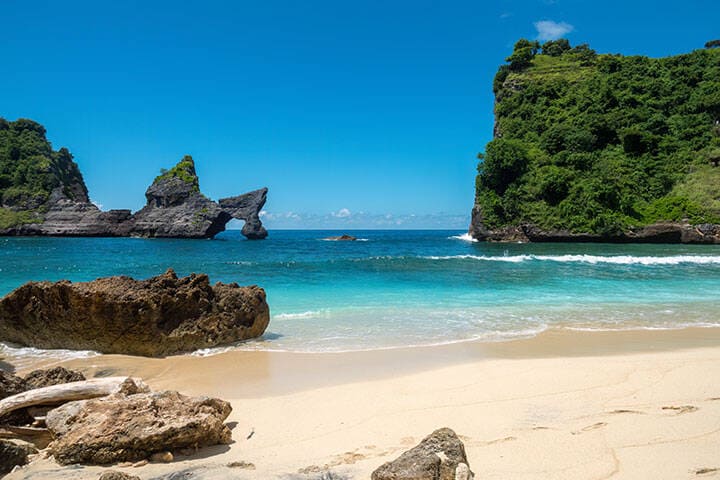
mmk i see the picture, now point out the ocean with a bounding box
[1,230,719,361]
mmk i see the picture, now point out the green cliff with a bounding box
[0,118,88,229]
[472,40,720,241]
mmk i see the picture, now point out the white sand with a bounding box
[6,328,720,479]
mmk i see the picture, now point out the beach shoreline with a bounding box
[5,326,720,479]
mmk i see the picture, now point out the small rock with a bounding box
[99,471,141,480]
[150,451,174,463]
[133,460,148,468]
[227,461,256,469]
[455,462,472,480]
[372,428,474,480]
[117,462,133,468]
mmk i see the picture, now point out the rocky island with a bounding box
[0,118,267,239]
[470,40,720,243]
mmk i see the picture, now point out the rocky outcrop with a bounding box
[469,209,720,244]
[130,157,233,239]
[372,428,474,480]
[1,150,268,240]
[0,269,270,356]
[323,234,357,241]
[46,390,232,465]
[219,188,268,239]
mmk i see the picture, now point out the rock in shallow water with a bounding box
[372,428,474,480]
[0,269,270,356]
[46,390,232,465]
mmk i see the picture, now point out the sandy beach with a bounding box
[4,327,720,479]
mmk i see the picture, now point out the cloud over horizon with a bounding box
[534,20,574,41]
[232,210,470,230]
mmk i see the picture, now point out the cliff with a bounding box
[470,40,720,243]
[0,119,267,239]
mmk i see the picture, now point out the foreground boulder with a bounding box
[0,269,270,356]
[46,390,232,465]
[372,428,474,480]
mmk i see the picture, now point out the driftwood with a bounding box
[0,425,52,448]
[0,377,148,418]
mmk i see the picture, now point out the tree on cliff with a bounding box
[706,39,720,49]
[475,41,720,233]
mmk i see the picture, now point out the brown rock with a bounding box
[0,269,270,356]
[372,428,473,480]
[0,439,37,475]
[46,390,232,465]
[0,371,26,399]
[23,367,86,389]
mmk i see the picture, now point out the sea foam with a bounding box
[423,254,720,265]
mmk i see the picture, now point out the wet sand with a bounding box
[5,327,720,479]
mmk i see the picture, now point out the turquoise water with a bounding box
[1,230,719,357]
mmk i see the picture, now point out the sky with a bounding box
[2,1,718,229]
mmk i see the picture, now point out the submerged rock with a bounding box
[323,234,357,241]
[46,390,232,465]
[0,269,270,356]
[372,428,473,480]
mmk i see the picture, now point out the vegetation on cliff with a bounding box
[476,40,720,235]
[0,118,87,228]
[154,155,200,191]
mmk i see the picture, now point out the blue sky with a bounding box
[2,1,718,228]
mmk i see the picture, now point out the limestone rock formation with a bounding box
[0,269,270,356]
[372,428,474,480]
[0,118,268,240]
[46,390,232,465]
[131,157,232,238]
[219,188,268,239]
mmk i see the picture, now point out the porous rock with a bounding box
[372,428,474,480]
[0,269,270,356]
[46,390,232,465]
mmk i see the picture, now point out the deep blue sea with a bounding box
[1,230,719,360]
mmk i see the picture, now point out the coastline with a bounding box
[5,326,720,479]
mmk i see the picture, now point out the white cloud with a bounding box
[250,210,470,229]
[259,210,267,217]
[332,208,351,218]
[534,20,574,41]
[91,199,103,210]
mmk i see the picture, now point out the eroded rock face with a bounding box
[46,390,232,465]
[0,155,268,240]
[219,188,268,240]
[372,428,473,480]
[0,269,270,356]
